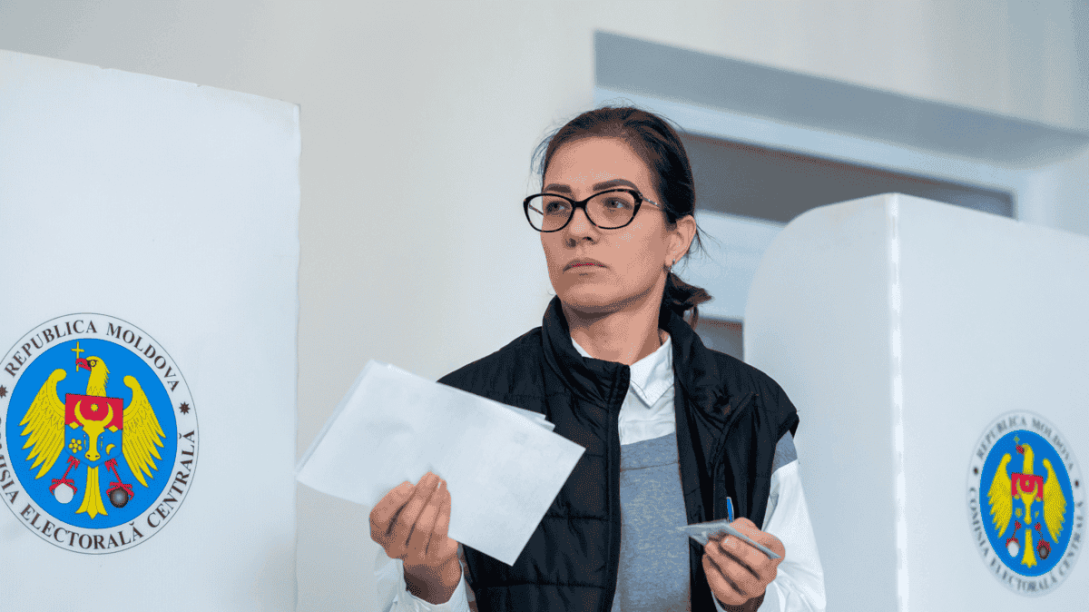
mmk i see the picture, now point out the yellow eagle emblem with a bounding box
[18,354,165,519]
[987,442,1067,567]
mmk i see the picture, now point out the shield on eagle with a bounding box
[62,393,129,515]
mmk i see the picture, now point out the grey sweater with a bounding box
[614,431,690,611]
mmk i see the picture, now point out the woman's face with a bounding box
[540,136,693,316]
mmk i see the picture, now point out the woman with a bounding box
[371,107,825,611]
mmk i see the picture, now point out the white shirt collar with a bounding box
[570,332,674,406]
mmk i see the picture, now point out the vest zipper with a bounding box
[709,391,756,521]
[602,373,627,612]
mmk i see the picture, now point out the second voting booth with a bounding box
[745,194,1086,611]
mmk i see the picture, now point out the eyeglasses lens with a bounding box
[526,192,637,231]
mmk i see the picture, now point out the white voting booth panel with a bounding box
[745,194,1087,611]
[0,51,299,610]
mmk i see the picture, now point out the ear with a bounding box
[667,215,697,265]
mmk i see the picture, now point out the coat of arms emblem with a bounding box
[1,314,198,553]
[967,411,1083,595]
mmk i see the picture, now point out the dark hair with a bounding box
[533,105,712,329]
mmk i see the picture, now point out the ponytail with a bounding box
[662,271,712,330]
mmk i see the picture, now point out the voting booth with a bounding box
[0,51,299,610]
[744,194,1086,611]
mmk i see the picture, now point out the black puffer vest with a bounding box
[438,297,800,612]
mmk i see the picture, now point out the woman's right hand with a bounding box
[370,471,462,604]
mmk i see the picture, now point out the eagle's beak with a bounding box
[76,358,91,371]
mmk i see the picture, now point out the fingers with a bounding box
[422,482,459,559]
[705,538,760,596]
[703,521,785,606]
[396,472,442,553]
[406,479,448,562]
[369,472,461,568]
[703,549,749,606]
[369,481,414,543]
[433,482,454,547]
[382,472,442,558]
[722,518,785,567]
[430,485,460,560]
[716,535,766,581]
[728,517,760,539]
[729,518,787,562]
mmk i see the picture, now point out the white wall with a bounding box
[1,2,1086,609]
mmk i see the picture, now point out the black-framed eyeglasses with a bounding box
[523,188,664,232]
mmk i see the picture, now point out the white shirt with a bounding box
[375,333,826,611]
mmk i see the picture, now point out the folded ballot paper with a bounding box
[296,361,585,565]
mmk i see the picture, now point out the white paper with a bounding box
[297,361,584,565]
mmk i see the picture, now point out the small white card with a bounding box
[677,519,782,559]
[296,361,584,565]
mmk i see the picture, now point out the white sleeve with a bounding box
[759,434,826,612]
[374,546,472,612]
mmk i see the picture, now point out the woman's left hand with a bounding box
[702,517,785,607]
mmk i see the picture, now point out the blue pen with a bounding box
[726,497,734,523]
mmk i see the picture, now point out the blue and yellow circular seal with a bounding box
[0,314,198,553]
[967,411,1083,595]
